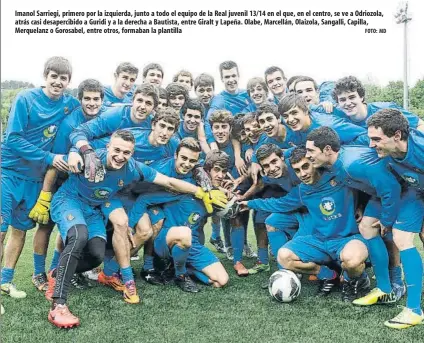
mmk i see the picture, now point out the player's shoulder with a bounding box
[15,87,43,104]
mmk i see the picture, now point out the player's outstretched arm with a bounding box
[245,187,302,213]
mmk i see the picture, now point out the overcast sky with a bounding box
[1,0,423,91]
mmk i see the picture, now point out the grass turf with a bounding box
[1,224,423,343]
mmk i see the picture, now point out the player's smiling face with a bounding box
[81,91,102,117]
[152,119,177,145]
[266,71,286,96]
[169,94,185,112]
[107,137,134,170]
[183,109,202,132]
[337,91,366,117]
[221,67,239,94]
[257,112,279,137]
[115,72,137,96]
[44,71,70,99]
[209,164,228,187]
[157,97,168,110]
[195,85,214,105]
[259,152,286,178]
[144,68,163,86]
[175,147,200,175]
[292,158,319,184]
[281,106,310,132]
[131,93,155,122]
[305,140,328,167]
[295,81,319,105]
[212,122,231,144]
[249,84,267,105]
[244,120,262,144]
[176,75,192,91]
[368,126,400,158]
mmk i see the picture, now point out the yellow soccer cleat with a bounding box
[384,307,424,330]
[352,287,396,306]
[123,280,140,304]
[1,283,27,299]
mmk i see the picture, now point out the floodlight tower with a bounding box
[394,2,412,110]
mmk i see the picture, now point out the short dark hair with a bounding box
[256,144,283,164]
[133,83,159,109]
[111,129,135,144]
[232,113,245,140]
[287,75,304,91]
[333,76,365,103]
[173,70,193,86]
[293,76,319,92]
[264,66,286,80]
[176,137,201,155]
[256,102,279,120]
[78,79,104,101]
[307,127,341,152]
[181,98,205,118]
[115,62,138,76]
[289,147,308,165]
[247,77,268,97]
[152,107,180,130]
[367,108,410,141]
[203,149,230,172]
[209,110,234,127]
[278,93,309,116]
[158,87,168,100]
[166,82,189,100]
[43,56,72,80]
[219,61,239,78]
[142,63,164,78]
[242,112,257,126]
[194,73,215,90]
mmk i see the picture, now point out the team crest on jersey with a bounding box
[188,212,201,224]
[104,202,111,208]
[93,189,111,199]
[64,107,69,114]
[152,208,159,215]
[43,125,58,138]
[319,197,336,216]
[118,179,124,187]
[402,172,419,187]
[330,179,337,187]
[67,214,74,221]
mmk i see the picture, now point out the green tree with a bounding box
[363,83,383,103]
[380,81,404,106]
[410,79,424,110]
[1,89,21,132]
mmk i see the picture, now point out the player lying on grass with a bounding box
[45,130,227,328]
[239,147,371,302]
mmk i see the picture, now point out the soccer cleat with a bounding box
[316,277,339,297]
[123,280,140,304]
[226,247,234,261]
[32,272,49,292]
[1,283,27,299]
[140,269,164,286]
[209,237,226,253]
[384,307,424,330]
[341,274,371,302]
[234,261,249,277]
[243,243,257,258]
[48,304,80,328]
[161,264,176,285]
[352,287,397,306]
[130,252,140,261]
[98,271,125,292]
[174,274,200,293]
[45,270,56,301]
[70,273,92,290]
[82,267,101,281]
[248,262,270,275]
[392,282,406,301]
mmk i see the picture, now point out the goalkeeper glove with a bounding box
[80,145,105,183]
[195,188,228,214]
[29,191,52,224]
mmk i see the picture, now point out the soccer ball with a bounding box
[215,197,239,219]
[268,270,301,303]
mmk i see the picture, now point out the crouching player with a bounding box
[240,147,370,302]
[46,130,227,328]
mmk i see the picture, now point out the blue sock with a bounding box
[33,253,46,275]
[400,248,423,315]
[121,266,134,284]
[367,236,391,293]
[172,245,189,276]
[188,268,210,285]
[103,256,120,276]
[222,219,231,248]
[258,247,269,265]
[231,226,244,264]
[317,266,336,280]
[389,265,403,286]
[211,222,221,240]
[268,231,288,259]
[143,255,154,271]
[49,250,61,272]
[1,267,14,284]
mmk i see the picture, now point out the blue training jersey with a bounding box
[60,148,157,206]
[248,170,359,240]
[1,87,79,181]
[207,90,252,118]
[69,105,153,146]
[103,86,132,107]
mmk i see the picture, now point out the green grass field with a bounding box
[1,224,423,343]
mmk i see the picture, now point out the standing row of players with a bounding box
[1,57,423,330]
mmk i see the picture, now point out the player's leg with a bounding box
[242,210,256,258]
[49,233,63,273]
[230,215,248,276]
[201,262,229,288]
[383,233,405,299]
[210,215,225,253]
[222,218,232,259]
[248,214,270,274]
[32,221,55,291]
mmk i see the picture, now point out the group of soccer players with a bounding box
[1,56,423,330]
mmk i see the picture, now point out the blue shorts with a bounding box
[187,242,219,271]
[147,206,165,226]
[364,190,424,233]
[154,225,172,259]
[51,190,106,242]
[1,171,42,232]
[265,211,312,236]
[101,192,137,220]
[284,234,367,264]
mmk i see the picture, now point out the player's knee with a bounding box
[358,221,377,239]
[213,272,229,288]
[89,238,106,267]
[341,249,365,270]
[134,224,153,242]
[172,226,192,248]
[110,216,129,234]
[278,248,295,268]
[392,230,414,250]
[66,225,89,251]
